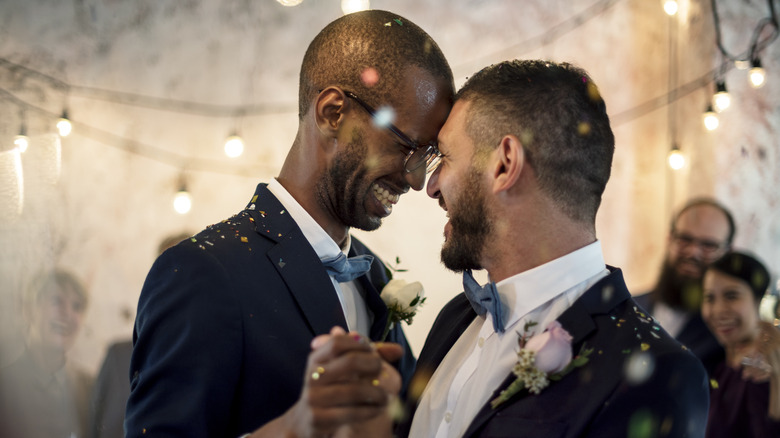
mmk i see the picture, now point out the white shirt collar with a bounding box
[266,178,351,259]
[496,240,607,330]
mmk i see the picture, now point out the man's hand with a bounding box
[249,327,402,438]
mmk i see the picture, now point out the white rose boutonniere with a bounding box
[490,320,592,409]
[380,279,426,341]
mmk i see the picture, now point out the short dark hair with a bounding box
[672,197,736,246]
[455,60,615,225]
[298,10,454,120]
[708,251,770,303]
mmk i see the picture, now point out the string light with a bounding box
[14,123,29,153]
[341,0,370,15]
[749,58,766,88]
[173,182,192,215]
[224,133,245,158]
[668,145,685,170]
[662,0,678,16]
[56,109,72,137]
[712,81,730,113]
[702,105,720,131]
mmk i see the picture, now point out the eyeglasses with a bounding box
[344,90,442,174]
[671,231,727,255]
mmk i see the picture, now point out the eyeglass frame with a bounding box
[342,90,443,174]
[670,230,729,255]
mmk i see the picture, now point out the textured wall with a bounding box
[1,0,778,372]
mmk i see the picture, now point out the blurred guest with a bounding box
[635,197,734,373]
[702,251,780,438]
[0,269,93,438]
[89,232,191,438]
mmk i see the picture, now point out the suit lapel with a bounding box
[461,268,632,437]
[247,184,348,336]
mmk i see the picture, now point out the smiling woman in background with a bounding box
[702,251,780,438]
[0,269,93,438]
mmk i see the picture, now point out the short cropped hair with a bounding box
[672,197,736,246]
[298,10,454,120]
[708,251,770,303]
[456,60,615,224]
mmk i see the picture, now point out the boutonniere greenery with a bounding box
[379,257,426,341]
[490,320,593,409]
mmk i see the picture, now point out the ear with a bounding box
[314,87,347,139]
[490,134,524,194]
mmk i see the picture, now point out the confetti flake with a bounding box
[393,18,403,25]
[240,236,249,243]
[251,195,258,203]
[279,258,286,268]
[280,210,286,215]
[248,203,256,210]
[640,343,650,351]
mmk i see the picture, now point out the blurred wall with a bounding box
[1,0,778,372]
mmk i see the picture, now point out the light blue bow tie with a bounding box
[321,253,374,282]
[463,269,506,333]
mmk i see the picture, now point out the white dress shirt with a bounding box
[266,179,371,336]
[409,241,609,438]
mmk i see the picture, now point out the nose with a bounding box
[426,167,441,199]
[404,165,426,191]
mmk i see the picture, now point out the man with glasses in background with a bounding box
[126,10,453,438]
[635,197,735,374]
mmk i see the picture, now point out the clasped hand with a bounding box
[293,326,402,438]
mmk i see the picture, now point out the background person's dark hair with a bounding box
[455,60,615,226]
[707,251,771,304]
[672,197,736,246]
[298,9,454,120]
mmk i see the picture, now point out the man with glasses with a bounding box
[635,198,735,374]
[126,10,454,438]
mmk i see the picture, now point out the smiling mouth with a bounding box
[372,183,400,211]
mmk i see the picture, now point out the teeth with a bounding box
[372,183,399,209]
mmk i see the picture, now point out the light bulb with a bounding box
[749,59,765,88]
[173,189,192,214]
[224,135,245,158]
[668,148,685,170]
[712,82,730,113]
[276,0,303,6]
[703,106,719,131]
[14,124,28,152]
[341,0,370,15]
[14,135,29,153]
[662,0,678,16]
[57,110,72,137]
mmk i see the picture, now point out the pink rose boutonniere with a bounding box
[490,320,593,409]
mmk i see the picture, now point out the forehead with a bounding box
[38,280,86,304]
[391,66,452,143]
[437,100,472,150]
[675,205,730,240]
[703,270,755,299]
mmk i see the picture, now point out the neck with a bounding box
[27,343,67,374]
[483,199,596,283]
[277,129,350,246]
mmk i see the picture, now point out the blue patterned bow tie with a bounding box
[463,269,506,333]
[321,253,374,282]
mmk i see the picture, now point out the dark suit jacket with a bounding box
[89,340,133,438]
[398,268,709,438]
[125,183,415,438]
[633,293,724,375]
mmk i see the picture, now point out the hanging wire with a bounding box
[711,0,779,62]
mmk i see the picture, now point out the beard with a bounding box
[316,130,382,232]
[653,257,704,312]
[440,165,492,272]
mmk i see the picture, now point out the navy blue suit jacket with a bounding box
[398,268,709,438]
[125,183,415,438]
